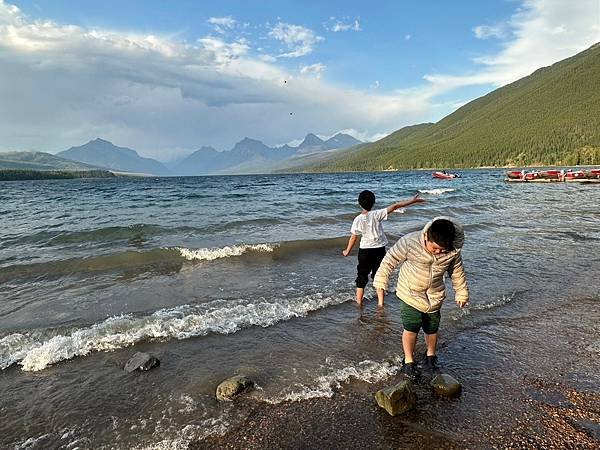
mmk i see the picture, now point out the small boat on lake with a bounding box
[505,168,600,183]
[432,171,461,179]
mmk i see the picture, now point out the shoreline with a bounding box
[191,297,599,449]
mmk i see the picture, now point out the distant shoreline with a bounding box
[0,169,117,181]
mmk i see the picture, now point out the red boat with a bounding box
[538,170,561,179]
[506,168,600,182]
[524,172,540,181]
[564,170,587,180]
[506,170,524,179]
[586,169,600,179]
[432,171,460,179]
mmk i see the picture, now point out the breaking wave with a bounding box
[0,293,350,372]
[418,188,456,195]
[264,355,403,403]
[2,238,349,282]
[177,243,276,261]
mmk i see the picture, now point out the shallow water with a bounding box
[1,170,599,448]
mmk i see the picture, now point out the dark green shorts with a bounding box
[399,300,441,334]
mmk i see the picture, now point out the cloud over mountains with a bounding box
[0,0,598,161]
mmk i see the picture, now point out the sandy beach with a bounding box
[193,297,599,449]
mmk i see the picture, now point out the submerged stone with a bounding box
[431,373,462,397]
[216,375,254,401]
[124,352,160,373]
[375,379,417,416]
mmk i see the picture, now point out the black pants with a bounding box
[355,246,386,288]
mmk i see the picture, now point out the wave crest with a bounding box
[264,355,403,403]
[176,243,277,261]
[1,293,349,372]
[418,188,455,195]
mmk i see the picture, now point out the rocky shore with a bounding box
[191,298,599,449]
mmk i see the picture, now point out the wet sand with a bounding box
[192,298,599,449]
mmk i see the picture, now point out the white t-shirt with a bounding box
[350,208,388,249]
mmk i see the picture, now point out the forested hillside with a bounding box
[305,43,600,172]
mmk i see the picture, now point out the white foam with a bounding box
[264,355,402,404]
[471,293,515,310]
[418,188,455,195]
[176,243,277,261]
[2,292,349,372]
[135,419,231,450]
[0,333,38,369]
[450,293,515,320]
[13,434,52,450]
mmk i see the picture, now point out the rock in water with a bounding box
[431,373,462,397]
[375,379,417,416]
[216,375,255,401]
[124,352,160,373]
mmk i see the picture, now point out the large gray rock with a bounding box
[431,373,462,397]
[124,352,160,373]
[216,375,254,401]
[375,379,417,416]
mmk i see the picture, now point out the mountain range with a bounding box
[57,139,171,175]
[0,151,101,171]
[1,133,361,176]
[172,132,361,175]
[300,42,600,172]
[4,43,599,176]
[0,133,360,176]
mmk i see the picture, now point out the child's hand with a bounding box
[412,193,425,204]
[456,299,468,309]
[342,249,350,257]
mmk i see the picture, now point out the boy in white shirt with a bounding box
[342,190,424,306]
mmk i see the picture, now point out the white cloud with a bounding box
[268,22,323,58]
[1,0,599,159]
[259,53,277,62]
[300,63,325,79]
[325,17,361,32]
[404,34,411,40]
[198,36,250,65]
[473,24,507,39]
[208,16,236,34]
[0,2,429,158]
[423,0,600,95]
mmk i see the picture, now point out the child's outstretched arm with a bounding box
[386,193,425,214]
[447,253,469,308]
[342,234,358,256]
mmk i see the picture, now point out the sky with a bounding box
[0,0,599,161]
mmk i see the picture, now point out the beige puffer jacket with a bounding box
[373,216,469,313]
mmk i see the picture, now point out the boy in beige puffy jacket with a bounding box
[373,217,469,379]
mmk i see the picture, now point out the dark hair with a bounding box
[358,190,375,211]
[427,219,455,250]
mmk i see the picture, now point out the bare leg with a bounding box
[424,333,438,356]
[376,288,385,307]
[356,288,364,305]
[402,330,418,363]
